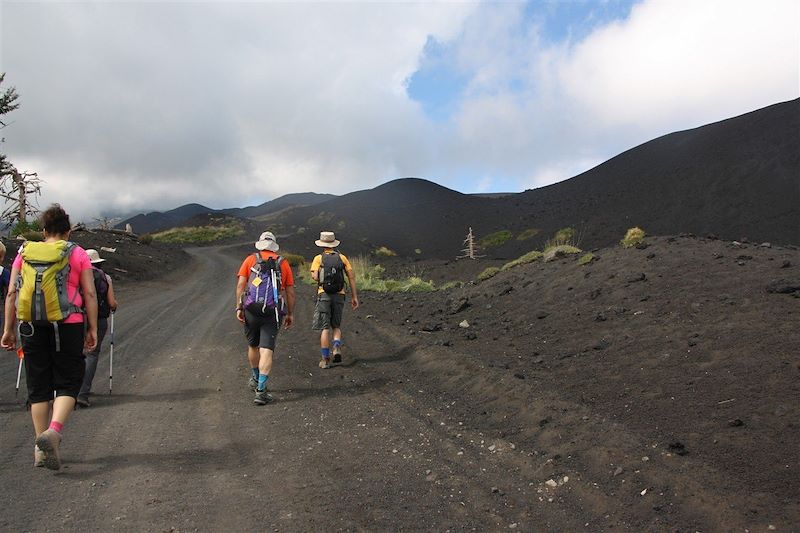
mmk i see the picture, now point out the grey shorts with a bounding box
[312,293,346,330]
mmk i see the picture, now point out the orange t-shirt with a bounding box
[237,251,295,287]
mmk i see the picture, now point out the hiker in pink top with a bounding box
[1,204,98,471]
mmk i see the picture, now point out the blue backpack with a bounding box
[243,253,285,315]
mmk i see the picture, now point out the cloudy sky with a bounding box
[0,0,797,221]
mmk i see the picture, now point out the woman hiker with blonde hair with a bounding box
[1,204,98,470]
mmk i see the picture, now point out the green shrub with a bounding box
[438,280,464,291]
[12,220,41,236]
[350,255,434,292]
[502,250,543,271]
[480,230,512,247]
[374,246,396,257]
[544,227,578,252]
[401,277,435,292]
[621,227,646,248]
[414,248,422,255]
[516,228,540,241]
[578,252,595,266]
[21,230,44,242]
[478,266,500,281]
[138,233,154,245]
[282,253,306,267]
[543,244,581,262]
[308,211,334,227]
[152,222,244,244]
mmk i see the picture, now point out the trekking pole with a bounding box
[270,269,280,323]
[109,312,115,395]
[15,347,24,400]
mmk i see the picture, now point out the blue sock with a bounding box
[333,339,342,349]
[251,368,259,380]
[257,374,269,391]
[321,347,330,360]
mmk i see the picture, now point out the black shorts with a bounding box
[22,322,85,403]
[244,308,280,350]
[312,293,346,330]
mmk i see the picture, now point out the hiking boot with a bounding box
[34,429,62,471]
[76,395,91,408]
[332,345,342,365]
[253,389,273,405]
[33,445,45,467]
[248,376,258,392]
[319,358,331,369]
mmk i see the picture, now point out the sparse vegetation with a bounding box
[151,222,244,244]
[414,248,422,255]
[12,219,41,236]
[502,250,543,271]
[543,244,581,262]
[308,211,334,227]
[478,266,500,281]
[544,227,578,251]
[138,233,154,245]
[281,253,306,267]
[374,246,396,257]
[578,252,596,266]
[20,230,43,241]
[516,228,540,241]
[621,226,646,248]
[438,280,464,291]
[480,230,512,248]
[350,255,434,292]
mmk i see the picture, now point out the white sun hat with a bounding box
[255,231,280,252]
[315,231,340,248]
[85,249,106,264]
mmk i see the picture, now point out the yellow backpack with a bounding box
[17,240,82,323]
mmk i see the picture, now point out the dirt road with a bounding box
[1,243,796,531]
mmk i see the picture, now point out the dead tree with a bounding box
[457,227,484,259]
[0,167,43,227]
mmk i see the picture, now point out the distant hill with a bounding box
[118,193,336,234]
[272,99,799,259]
[117,203,215,234]
[220,192,336,220]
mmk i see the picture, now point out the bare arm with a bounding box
[235,276,247,323]
[347,270,359,310]
[80,268,98,351]
[1,265,20,350]
[283,285,296,329]
[106,276,118,312]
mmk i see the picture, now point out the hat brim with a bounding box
[90,258,106,264]
[315,240,340,248]
[255,240,279,252]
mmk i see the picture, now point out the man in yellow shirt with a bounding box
[310,231,359,369]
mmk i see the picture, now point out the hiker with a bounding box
[310,231,358,369]
[1,204,98,470]
[0,241,10,330]
[235,231,295,405]
[76,249,118,407]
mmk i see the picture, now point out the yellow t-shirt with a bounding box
[310,250,353,295]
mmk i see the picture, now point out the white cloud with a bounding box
[0,0,796,221]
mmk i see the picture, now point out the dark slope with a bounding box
[273,178,503,257]
[270,99,800,259]
[220,192,336,219]
[508,98,800,250]
[117,203,215,234]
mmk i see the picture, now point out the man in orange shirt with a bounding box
[235,231,295,405]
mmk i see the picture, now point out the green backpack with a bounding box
[17,240,82,323]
